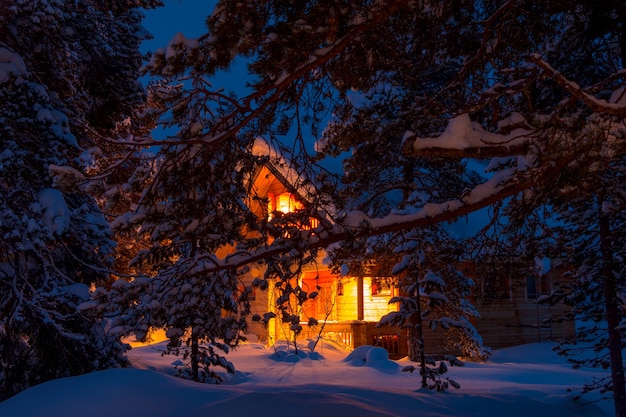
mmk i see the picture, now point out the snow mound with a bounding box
[344,345,400,374]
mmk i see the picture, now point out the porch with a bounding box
[299,321,410,359]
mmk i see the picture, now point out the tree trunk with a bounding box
[408,280,428,389]
[293,332,299,355]
[407,319,419,362]
[599,212,626,417]
[191,331,199,382]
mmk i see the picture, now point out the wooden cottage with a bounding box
[243,141,575,358]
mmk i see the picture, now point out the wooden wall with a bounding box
[470,267,575,349]
[242,261,575,355]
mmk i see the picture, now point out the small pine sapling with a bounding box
[402,355,463,391]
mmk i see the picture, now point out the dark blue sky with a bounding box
[141,1,250,98]
[142,0,211,54]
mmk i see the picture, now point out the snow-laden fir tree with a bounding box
[92,25,273,380]
[0,0,160,399]
[380,228,485,390]
[494,109,626,408]
[384,229,487,356]
[98,138,259,382]
[550,157,626,406]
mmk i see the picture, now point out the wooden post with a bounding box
[357,275,364,321]
[267,278,277,345]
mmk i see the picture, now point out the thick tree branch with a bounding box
[530,54,626,117]
[179,152,576,276]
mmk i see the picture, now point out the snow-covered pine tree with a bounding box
[378,232,478,391]
[549,163,626,407]
[495,113,626,409]
[0,0,160,398]
[446,2,626,412]
[100,138,259,382]
[92,24,273,380]
[482,111,626,412]
[383,228,487,359]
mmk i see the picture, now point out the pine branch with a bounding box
[530,55,626,117]
[147,151,577,277]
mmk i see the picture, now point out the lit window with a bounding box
[267,192,319,229]
[269,192,302,215]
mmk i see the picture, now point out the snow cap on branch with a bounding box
[402,114,532,158]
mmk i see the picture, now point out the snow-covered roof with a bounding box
[251,137,318,204]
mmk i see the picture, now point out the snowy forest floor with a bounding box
[0,339,615,417]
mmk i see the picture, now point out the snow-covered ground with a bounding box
[0,339,614,417]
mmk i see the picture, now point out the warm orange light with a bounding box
[277,193,292,213]
[269,192,302,216]
[268,192,318,229]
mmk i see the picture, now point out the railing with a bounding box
[298,321,368,349]
[372,334,400,356]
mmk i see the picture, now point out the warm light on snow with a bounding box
[0,340,614,417]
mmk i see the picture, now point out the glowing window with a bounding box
[268,192,302,215]
[268,192,319,229]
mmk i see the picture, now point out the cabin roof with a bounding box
[250,137,335,223]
